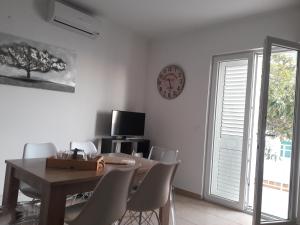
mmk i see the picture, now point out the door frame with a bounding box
[253,36,300,225]
[204,51,254,210]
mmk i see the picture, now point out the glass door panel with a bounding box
[262,47,297,220]
[253,37,300,225]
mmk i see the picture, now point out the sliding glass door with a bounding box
[253,37,300,225]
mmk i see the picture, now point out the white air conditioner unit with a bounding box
[48,0,101,39]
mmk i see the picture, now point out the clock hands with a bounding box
[167,79,172,89]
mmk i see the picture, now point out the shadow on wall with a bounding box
[123,46,145,111]
[94,111,111,137]
[93,111,111,150]
[33,0,48,20]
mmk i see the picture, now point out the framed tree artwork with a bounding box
[0,32,76,93]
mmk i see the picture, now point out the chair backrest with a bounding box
[23,143,57,159]
[127,161,180,212]
[70,141,98,154]
[20,143,57,197]
[148,146,179,163]
[70,167,135,225]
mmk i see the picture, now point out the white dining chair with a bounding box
[20,142,57,199]
[64,167,136,225]
[13,143,57,224]
[70,141,98,154]
[148,146,179,163]
[118,161,180,225]
[70,141,99,201]
[148,146,179,225]
[23,142,57,159]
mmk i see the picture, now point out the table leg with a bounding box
[159,197,171,225]
[2,164,19,209]
[39,185,66,225]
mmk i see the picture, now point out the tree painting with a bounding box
[0,42,66,79]
[0,32,75,93]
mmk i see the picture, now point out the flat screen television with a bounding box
[111,110,145,137]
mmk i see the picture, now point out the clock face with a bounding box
[157,65,185,99]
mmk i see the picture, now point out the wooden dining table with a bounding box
[1,153,171,225]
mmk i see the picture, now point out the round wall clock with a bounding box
[157,65,185,99]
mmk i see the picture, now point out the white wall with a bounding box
[0,0,148,192]
[145,7,300,195]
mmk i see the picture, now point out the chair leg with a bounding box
[117,210,127,225]
[170,188,176,225]
[153,210,161,225]
[119,210,139,225]
[138,212,142,225]
[120,210,161,225]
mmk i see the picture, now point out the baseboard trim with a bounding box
[174,187,202,200]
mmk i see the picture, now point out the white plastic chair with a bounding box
[23,142,57,159]
[20,143,57,199]
[119,161,180,225]
[70,141,99,201]
[148,146,179,163]
[70,141,98,154]
[148,146,179,225]
[64,167,136,225]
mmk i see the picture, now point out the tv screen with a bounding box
[111,110,145,137]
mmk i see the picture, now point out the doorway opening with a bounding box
[247,49,298,221]
[204,40,299,224]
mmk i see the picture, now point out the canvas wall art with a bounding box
[0,32,76,93]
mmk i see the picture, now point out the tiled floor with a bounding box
[0,193,253,225]
[175,194,252,225]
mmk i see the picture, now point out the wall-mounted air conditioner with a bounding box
[48,0,101,39]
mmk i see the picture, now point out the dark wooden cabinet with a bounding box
[101,137,150,158]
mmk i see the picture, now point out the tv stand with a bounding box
[114,136,126,140]
[101,137,150,158]
[126,137,142,140]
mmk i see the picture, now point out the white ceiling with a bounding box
[67,0,300,38]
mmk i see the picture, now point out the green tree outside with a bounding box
[266,51,297,140]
